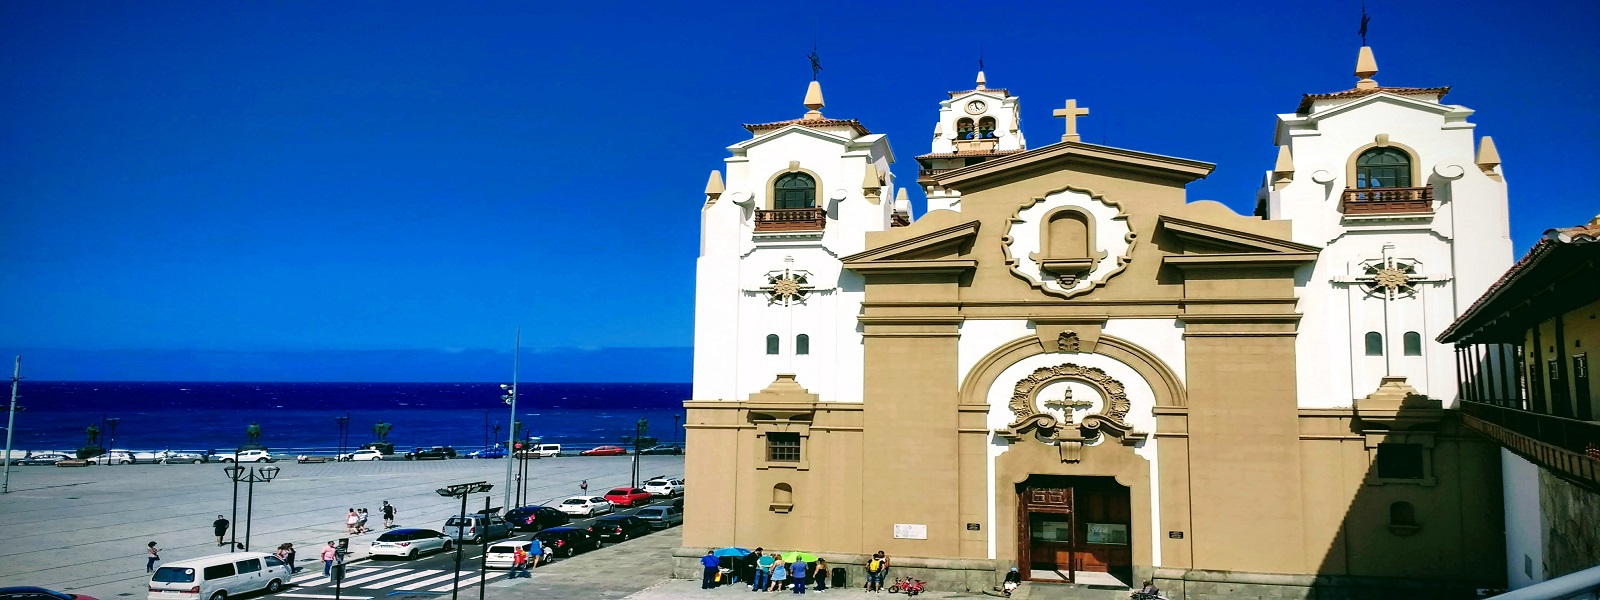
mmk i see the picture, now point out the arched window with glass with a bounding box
[772,173,816,209]
[1355,147,1413,189]
[795,334,810,356]
[978,117,997,139]
[1365,332,1384,356]
[1403,332,1423,356]
[956,118,975,140]
[765,334,780,355]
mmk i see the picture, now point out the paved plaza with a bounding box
[0,455,685,599]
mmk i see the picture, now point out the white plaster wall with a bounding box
[1265,93,1513,408]
[1502,449,1545,589]
[694,122,893,404]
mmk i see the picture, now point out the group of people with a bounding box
[701,547,885,594]
[507,539,553,579]
[344,501,398,534]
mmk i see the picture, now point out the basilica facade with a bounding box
[680,47,1514,598]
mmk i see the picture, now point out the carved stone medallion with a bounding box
[996,363,1138,462]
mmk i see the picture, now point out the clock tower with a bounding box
[916,70,1027,211]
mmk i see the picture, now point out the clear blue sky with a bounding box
[2,1,1596,382]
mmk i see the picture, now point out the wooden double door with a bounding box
[1017,476,1132,584]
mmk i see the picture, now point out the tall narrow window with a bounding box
[772,173,816,209]
[1356,147,1413,188]
[765,334,779,355]
[1574,354,1592,421]
[978,117,997,139]
[1403,332,1423,356]
[1365,332,1384,356]
[1550,358,1571,417]
[767,433,801,462]
[795,334,810,356]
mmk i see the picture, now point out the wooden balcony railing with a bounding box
[1341,186,1434,215]
[754,207,827,232]
[1460,400,1600,490]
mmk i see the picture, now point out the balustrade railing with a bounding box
[754,207,827,232]
[1341,186,1434,215]
[1461,400,1600,459]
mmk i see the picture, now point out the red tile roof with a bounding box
[1438,216,1600,342]
[743,118,870,136]
[948,88,1010,98]
[1296,86,1451,113]
[914,148,1027,160]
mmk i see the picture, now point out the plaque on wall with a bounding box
[1085,523,1129,545]
[893,524,928,540]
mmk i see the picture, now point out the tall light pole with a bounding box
[3,356,22,493]
[436,481,493,600]
[105,417,120,464]
[501,328,520,509]
[224,464,279,551]
[335,415,349,458]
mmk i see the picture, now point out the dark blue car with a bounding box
[467,446,507,459]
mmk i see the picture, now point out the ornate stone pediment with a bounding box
[1003,186,1133,299]
[996,363,1143,462]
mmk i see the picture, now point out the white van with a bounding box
[535,444,561,458]
[149,551,290,600]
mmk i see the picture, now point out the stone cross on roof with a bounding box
[1053,99,1090,143]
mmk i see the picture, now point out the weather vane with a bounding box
[808,46,822,81]
[1359,1,1371,45]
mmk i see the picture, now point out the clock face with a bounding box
[965,100,987,114]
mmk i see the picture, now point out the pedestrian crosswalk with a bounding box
[284,566,512,595]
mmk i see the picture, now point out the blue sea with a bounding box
[2,381,690,454]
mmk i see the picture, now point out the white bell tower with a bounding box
[1259,46,1514,408]
[916,69,1027,211]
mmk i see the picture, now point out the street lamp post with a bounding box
[335,415,349,458]
[223,464,280,551]
[105,417,120,464]
[436,481,493,600]
[3,356,23,494]
[501,328,520,509]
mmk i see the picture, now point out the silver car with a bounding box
[369,528,453,559]
[634,505,683,529]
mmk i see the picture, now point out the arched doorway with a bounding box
[1017,475,1132,585]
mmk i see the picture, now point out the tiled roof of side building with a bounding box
[1296,86,1451,113]
[1439,215,1600,341]
[743,118,871,136]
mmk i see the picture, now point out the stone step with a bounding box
[1009,581,1133,600]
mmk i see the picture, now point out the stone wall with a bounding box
[1540,469,1600,579]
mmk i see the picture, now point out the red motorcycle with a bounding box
[888,576,925,596]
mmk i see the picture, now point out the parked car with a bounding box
[404,446,456,460]
[532,527,602,558]
[466,446,506,459]
[643,478,684,497]
[19,452,71,466]
[504,505,570,531]
[634,505,683,529]
[148,551,289,600]
[638,445,682,455]
[588,515,652,542]
[338,448,384,462]
[1,450,30,466]
[86,451,135,465]
[483,541,536,570]
[580,446,627,456]
[0,587,98,600]
[369,528,453,559]
[555,496,613,517]
[603,487,652,508]
[215,449,273,463]
[136,451,206,464]
[442,511,512,544]
[533,443,561,458]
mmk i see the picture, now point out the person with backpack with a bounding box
[381,501,397,529]
[865,551,888,592]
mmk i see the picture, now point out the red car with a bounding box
[580,445,627,456]
[603,487,653,508]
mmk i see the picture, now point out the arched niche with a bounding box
[1029,206,1108,287]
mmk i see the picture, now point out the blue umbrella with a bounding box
[713,547,751,557]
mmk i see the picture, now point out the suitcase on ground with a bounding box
[831,567,846,588]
